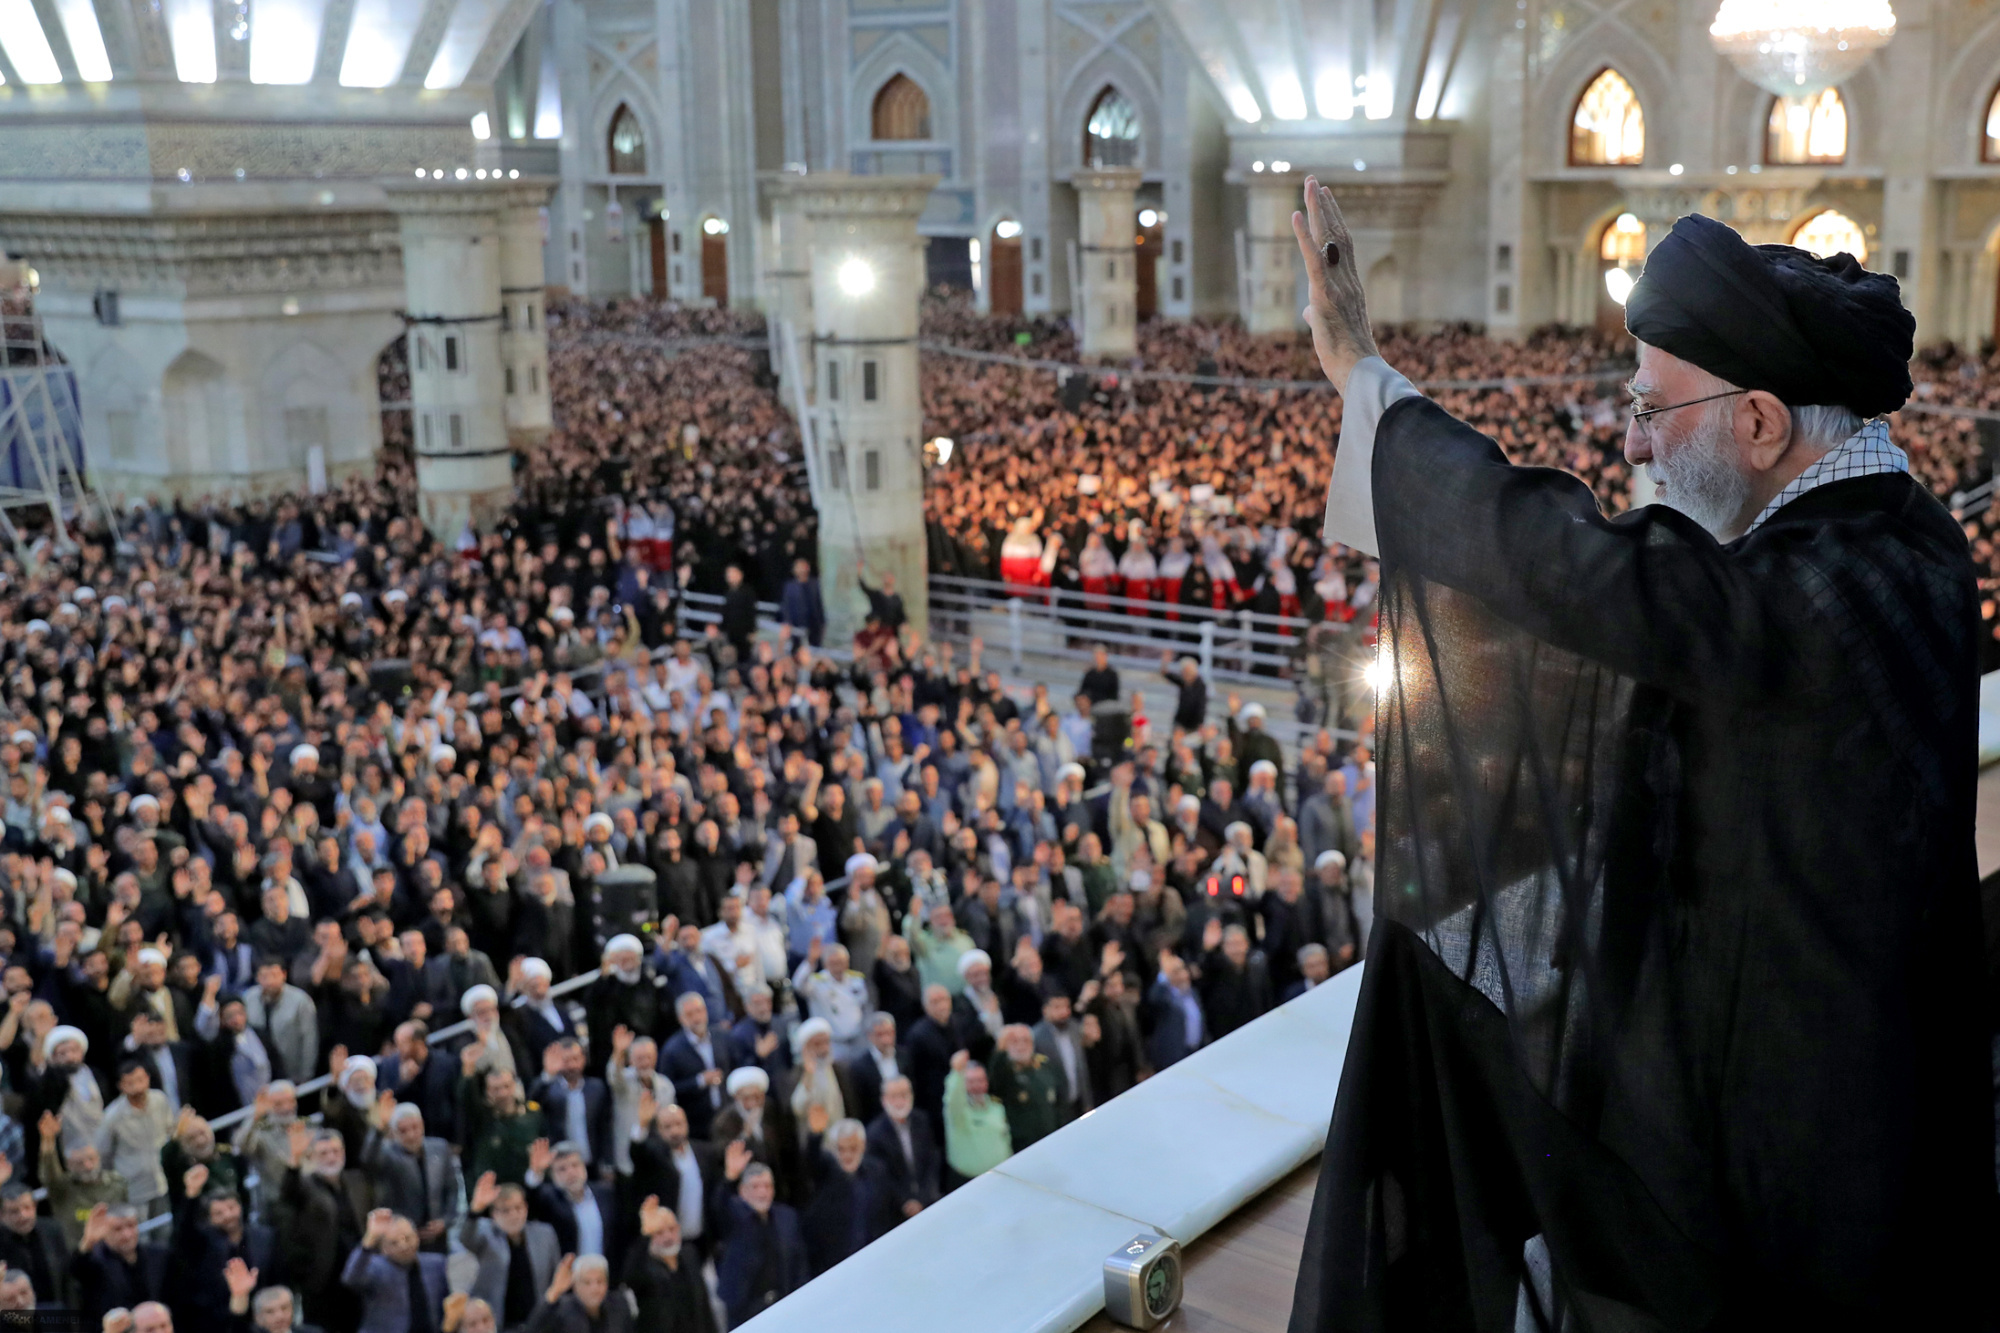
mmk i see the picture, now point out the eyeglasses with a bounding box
[1629,388,1745,435]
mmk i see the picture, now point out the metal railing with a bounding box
[927,572,1369,685]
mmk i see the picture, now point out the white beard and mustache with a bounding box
[1649,398,1752,537]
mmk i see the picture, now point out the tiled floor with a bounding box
[1077,1157,1320,1333]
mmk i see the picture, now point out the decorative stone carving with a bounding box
[0,213,405,297]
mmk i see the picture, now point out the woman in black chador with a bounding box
[1288,183,1996,1332]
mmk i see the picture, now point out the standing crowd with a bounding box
[3,290,1998,1333]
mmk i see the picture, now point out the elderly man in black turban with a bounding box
[1290,183,1997,1333]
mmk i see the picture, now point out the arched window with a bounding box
[1569,69,1645,166]
[1085,87,1141,168]
[1767,88,1846,164]
[1791,209,1868,264]
[1983,84,2000,162]
[872,74,931,141]
[608,104,646,175]
[1599,212,1646,262]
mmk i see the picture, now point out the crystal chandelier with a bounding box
[1710,0,1896,97]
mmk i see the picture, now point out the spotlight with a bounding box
[1669,163,1685,176]
[454,167,468,180]
[1252,160,1266,172]
[471,112,491,141]
[475,169,487,179]
[415,168,426,178]
[1137,208,1158,228]
[432,169,444,179]
[1604,267,1635,306]
[508,169,520,179]
[995,219,1022,240]
[836,256,875,297]
[1362,656,1388,694]
[1272,159,1291,172]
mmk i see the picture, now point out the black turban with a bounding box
[1625,212,1914,417]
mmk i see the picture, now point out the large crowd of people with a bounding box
[1,286,1997,1333]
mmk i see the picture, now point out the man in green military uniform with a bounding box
[987,1024,1063,1151]
[457,1041,541,1185]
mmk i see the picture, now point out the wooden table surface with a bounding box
[1078,1156,1321,1333]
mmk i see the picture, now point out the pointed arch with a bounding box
[1084,86,1141,169]
[607,102,647,174]
[1767,88,1847,165]
[1569,68,1645,166]
[871,74,931,141]
[1791,209,1868,264]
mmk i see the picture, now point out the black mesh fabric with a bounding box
[1290,397,1998,1333]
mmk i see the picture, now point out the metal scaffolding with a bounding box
[0,256,110,556]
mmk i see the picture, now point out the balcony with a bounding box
[740,965,1363,1332]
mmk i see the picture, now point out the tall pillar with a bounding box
[1239,173,1302,334]
[1071,167,1143,359]
[794,173,938,647]
[760,173,815,397]
[384,182,514,540]
[498,189,554,447]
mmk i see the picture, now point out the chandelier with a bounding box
[1710,0,1896,97]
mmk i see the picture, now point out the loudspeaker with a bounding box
[1061,371,1093,412]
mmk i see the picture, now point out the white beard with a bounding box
[1651,401,1751,537]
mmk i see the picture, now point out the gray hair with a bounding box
[549,1140,586,1165]
[1790,403,1864,451]
[573,1254,610,1281]
[739,1162,775,1187]
[1297,943,1330,966]
[267,1079,296,1099]
[868,1011,896,1033]
[252,1288,294,1318]
[829,1117,867,1147]
[388,1103,424,1129]
[106,1203,141,1222]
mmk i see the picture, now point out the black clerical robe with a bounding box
[1293,390,1996,1332]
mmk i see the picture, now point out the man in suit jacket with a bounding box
[526,1140,622,1261]
[658,993,740,1141]
[625,1103,724,1261]
[376,1021,458,1145]
[1144,954,1206,1072]
[799,1118,900,1274]
[341,1210,447,1333]
[841,1012,907,1127]
[243,957,318,1083]
[864,1078,940,1219]
[360,1105,461,1251]
[66,1203,171,1323]
[0,1182,71,1306]
[710,1155,809,1328]
[126,1009,198,1116]
[171,1173,279,1333]
[759,812,818,891]
[276,1127,374,1333]
[1032,990,1095,1122]
[531,1037,614,1173]
[458,1174,561,1327]
[902,985,961,1147]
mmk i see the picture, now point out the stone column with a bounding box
[1240,173,1302,334]
[383,182,513,540]
[1071,167,1143,358]
[498,187,553,448]
[793,173,938,647]
[760,172,815,398]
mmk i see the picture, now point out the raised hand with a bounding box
[286,1118,312,1167]
[470,1170,500,1215]
[37,1111,59,1145]
[1290,175,1379,391]
[364,1207,394,1247]
[806,1103,830,1136]
[723,1138,753,1182]
[184,1162,209,1198]
[223,1257,258,1299]
[545,1254,575,1303]
[611,1024,633,1057]
[528,1136,552,1178]
[460,1040,486,1076]
[441,1292,470,1333]
[1081,1014,1103,1046]
[638,1194,669,1237]
[327,1045,348,1080]
[80,1203,109,1251]
[1203,917,1224,952]
[755,1029,779,1058]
